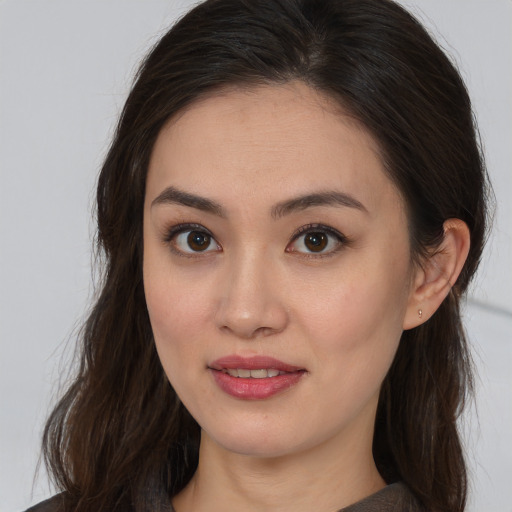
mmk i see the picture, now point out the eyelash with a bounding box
[164,223,220,258]
[286,224,347,258]
[163,222,347,258]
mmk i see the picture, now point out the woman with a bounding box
[28,0,489,511]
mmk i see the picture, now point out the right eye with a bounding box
[167,225,221,256]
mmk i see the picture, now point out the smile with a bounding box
[209,355,305,400]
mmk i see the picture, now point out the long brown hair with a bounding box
[43,1,490,511]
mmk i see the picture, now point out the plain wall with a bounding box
[1,1,510,511]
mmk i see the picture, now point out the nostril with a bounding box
[253,326,280,337]
[219,323,283,339]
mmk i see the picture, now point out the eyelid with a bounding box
[163,222,209,242]
[164,222,222,257]
[286,223,347,257]
[162,222,346,258]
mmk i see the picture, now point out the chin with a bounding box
[202,422,306,459]
[216,439,299,459]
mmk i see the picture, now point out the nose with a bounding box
[214,251,289,339]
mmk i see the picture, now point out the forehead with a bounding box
[146,82,403,218]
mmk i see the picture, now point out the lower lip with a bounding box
[210,370,305,400]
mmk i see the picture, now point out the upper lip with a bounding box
[209,355,304,373]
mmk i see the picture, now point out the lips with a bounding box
[210,355,303,372]
[209,355,305,400]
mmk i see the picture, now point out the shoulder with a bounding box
[341,482,426,512]
[24,494,66,512]
[23,494,137,512]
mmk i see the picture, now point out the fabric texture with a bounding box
[25,494,65,512]
[25,482,424,512]
[338,482,424,511]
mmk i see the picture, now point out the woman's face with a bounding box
[143,83,418,459]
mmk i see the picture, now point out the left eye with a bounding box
[171,228,221,254]
[287,227,344,255]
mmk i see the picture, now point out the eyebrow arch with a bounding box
[151,186,225,217]
[271,191,368,219]
[151,186,367,220]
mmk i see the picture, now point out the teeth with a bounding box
[224,368,284,378]
[250,369,268,379]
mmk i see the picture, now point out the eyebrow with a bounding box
[271,191,367,219]
[151,186,225,217]
[151,186,367,219]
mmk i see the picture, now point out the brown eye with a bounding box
[286,225,345,256]
[304,232,328,252]
[187,231,212,251]
[170,227,220,255]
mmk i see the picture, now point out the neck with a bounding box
[172,418,385,512]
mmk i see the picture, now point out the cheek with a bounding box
[144,268,216,406]
[292,257,411,371]
[142,241,214,372]
[294,275,407,424]
[145,273,211,349]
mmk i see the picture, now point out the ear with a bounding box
[403,219,470,330]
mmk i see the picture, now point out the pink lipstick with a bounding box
[209,355,305,400]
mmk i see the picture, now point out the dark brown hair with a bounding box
[42,1,490,511]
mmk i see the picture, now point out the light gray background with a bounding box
[1,1,510,511]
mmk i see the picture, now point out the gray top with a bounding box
[337,482,424,511]
[25,482,424,512]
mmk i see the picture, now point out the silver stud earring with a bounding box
[418,309,423,319]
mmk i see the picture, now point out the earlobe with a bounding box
[403,219,470,330]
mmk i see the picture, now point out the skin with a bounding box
[142,82,467,512]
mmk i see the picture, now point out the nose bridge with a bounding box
[215,245,288,339]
